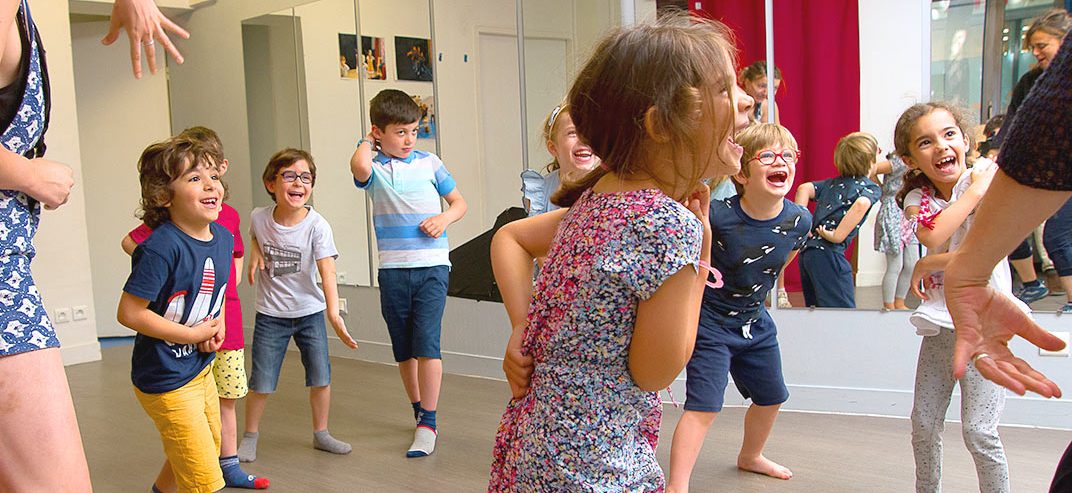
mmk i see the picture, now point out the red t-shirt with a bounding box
[129,202,246,350]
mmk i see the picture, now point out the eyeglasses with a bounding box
[280,170,313,184]
[748,149,800,166]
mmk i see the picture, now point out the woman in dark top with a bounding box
[943,29,1071,493]
[0,0,187,489]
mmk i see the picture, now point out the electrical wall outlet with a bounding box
[339,298,348,315]
[72,305,89,321]
[54,307,71,324]
[337,271,349,285]
[1040,331,1070,357]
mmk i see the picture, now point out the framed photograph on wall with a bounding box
[412,95,436,139]
[361,36,387,80]
[395,36,433,82]
[338,33,359,79]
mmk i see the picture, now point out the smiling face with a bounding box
[695,57,756,180]
[1029,31,1063,69]
[744,75,781,103]
[546,111,599,181]
[736,144,798,199]
[373,121,419,159]
[167,159,223,227]
[903,109,970,191]
[266,159,314,210]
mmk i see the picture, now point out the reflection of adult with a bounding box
[102,0,190,79]
[943,29,1070,493]
[999,10,1070,306]
[0,0,188,489]
[739,61,781,124]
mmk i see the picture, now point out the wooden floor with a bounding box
[69,346,1069,492]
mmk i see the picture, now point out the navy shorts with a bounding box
[249,311,331,393]
[684,308,788,412]
[378,266,449,362]
[799,247,856,308]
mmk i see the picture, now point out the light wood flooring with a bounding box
[68,346,1070,492]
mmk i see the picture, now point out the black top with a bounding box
[998,31,1072,191]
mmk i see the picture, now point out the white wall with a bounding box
[855,0,929,286]
[70,20,173,338]
[33,3,102,364]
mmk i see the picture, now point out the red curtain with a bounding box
[692,0,861,291]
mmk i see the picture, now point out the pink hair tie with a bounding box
[600,162,611,172]
[698,260,724,289]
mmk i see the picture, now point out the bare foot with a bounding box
[737,454,793,480]
[894,302,909,310]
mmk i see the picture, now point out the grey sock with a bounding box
[238,431,259,463]
[313,429,352,455]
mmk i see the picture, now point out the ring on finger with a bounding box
[144,38,155,46]
[971,353,991,365]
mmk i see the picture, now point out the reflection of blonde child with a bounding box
[120,127,268,490]
[794,133,881,308]
[895,102,1011,493]
[520,103,601,216]
[488,12,753,491]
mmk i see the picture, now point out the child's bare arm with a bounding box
[491,208,568,398]
[629,186,711,392]
[121,234,137,256]
[420,189,468,238]
[349,134,375,183]
[817,196,872,244]
[247,233,265,285]
[794,182,815,207]
[317,256,358,349]
[909,166,996,250]
[197,307,225,353]
[870,160,893,182]
[117,292,219,344]
[909,252,954,300]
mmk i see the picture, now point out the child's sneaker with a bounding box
[1016,283,1050,304]
[1061,303,1072,314]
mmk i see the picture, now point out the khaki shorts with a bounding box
[212,349,248,400]
[134,364,224,493]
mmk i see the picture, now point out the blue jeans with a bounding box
[1044,198,1072,277]
[248,311,331,393]
[378,266,449,362]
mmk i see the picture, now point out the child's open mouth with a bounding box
[934,155,958,172]
[573,147,594,165]
[200,198,218,208]
[288,190,306,200]
[766,170,789,186]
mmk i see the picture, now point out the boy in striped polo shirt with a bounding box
[349,89,467,458]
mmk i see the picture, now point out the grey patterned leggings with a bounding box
[911,329,1009,493]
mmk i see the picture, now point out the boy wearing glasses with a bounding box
[349,89,467,457]
[667,123,811,490]
[794,132,882,308]
[238,148,359,463]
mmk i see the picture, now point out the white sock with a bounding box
[406,426,437,458]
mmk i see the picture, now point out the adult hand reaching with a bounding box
[101,0,190,79]
[944,256,1065,398]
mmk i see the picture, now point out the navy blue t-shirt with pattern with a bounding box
[801,176,880,254]
[123,222,234,394]
[703,196,812,328]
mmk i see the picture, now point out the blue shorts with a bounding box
[799,247,856,308]
[378,266,449,362]
[684,308,788,412]
[248,311,331,393]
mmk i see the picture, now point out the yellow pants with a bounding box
[135,364,225,493]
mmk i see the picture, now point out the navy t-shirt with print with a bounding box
[802,176,880,254]
[703,196,812,328]
[123,222,234,394]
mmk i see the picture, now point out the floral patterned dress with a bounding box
[488,188,702,492]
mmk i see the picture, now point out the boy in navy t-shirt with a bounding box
[795,132,882,308]
[667,124,812,489]
[118,137,233,493]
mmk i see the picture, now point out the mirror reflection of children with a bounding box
[667,123,812,491]
[520,102,601,217]
[894,102,1011,493]
[488,12,754,491]
[794,133,882,308]
[239,149,358,464]
[871,153,920,310]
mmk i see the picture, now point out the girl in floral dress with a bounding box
[487,12,754,492]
